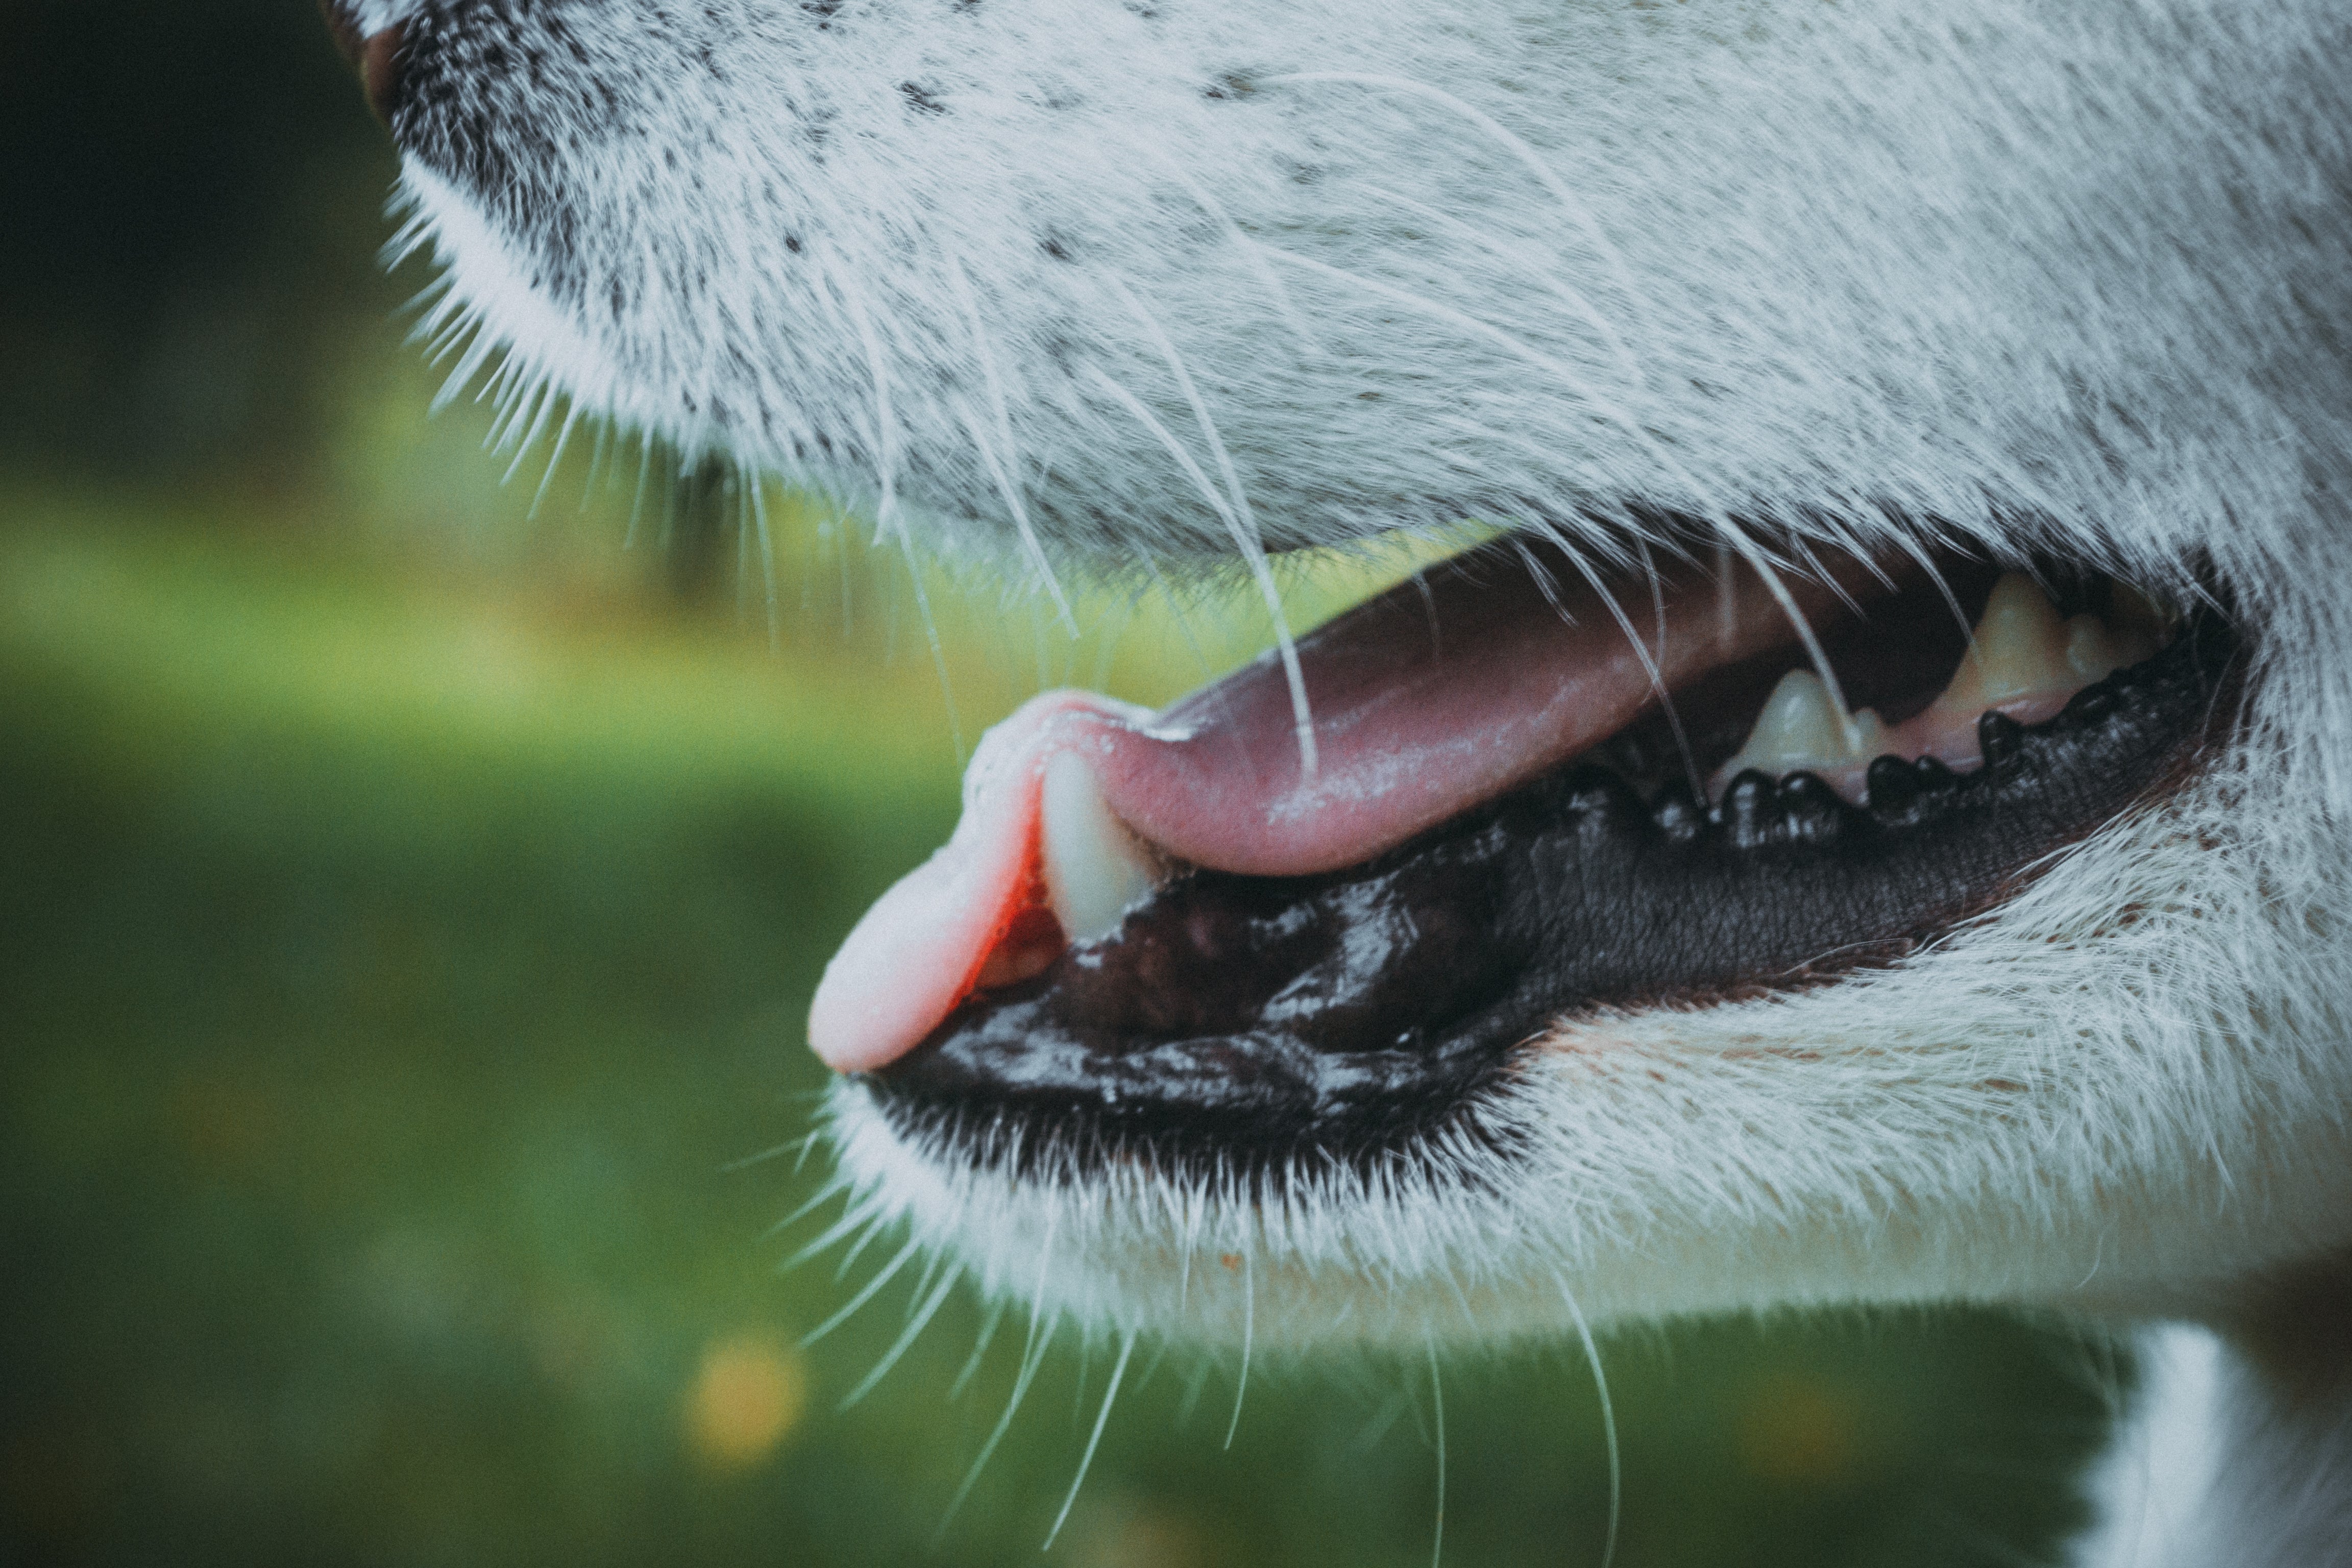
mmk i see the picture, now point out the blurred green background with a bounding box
[1,4,2123,1564]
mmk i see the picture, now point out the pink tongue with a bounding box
[809,546,1877,1072]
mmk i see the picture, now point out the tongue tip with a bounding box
[806,854,994,1074]
[807,689,1146,1075]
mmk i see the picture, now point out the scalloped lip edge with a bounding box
[864,601,2241,1187]
[811,536,1933,1074]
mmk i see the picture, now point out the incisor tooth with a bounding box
[1936,572,2071,713]
[1040,750,1164,946]
[1718,668,1889,782]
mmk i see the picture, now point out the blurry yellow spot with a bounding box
[683,1334,807,1473]
[1733,1374,1861,1487]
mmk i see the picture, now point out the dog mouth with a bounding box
[819,522,2236,1179]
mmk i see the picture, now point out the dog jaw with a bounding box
[825,746,2352,1346]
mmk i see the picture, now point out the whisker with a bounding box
[841,1268,960,1408]
[1528,520,1704,803]
[801,1236,923,1347]
[945,259,1076,631]
[1719,521,1862,747]
[1044,1330,1137,1550]
[527,401,586,519]
[1254,246,1655,465]
[1105,282,1318,777]
[841,277,969,765]
[1134,143,1321,357]
[1081,354,1317,777]
[1553,1271,1622,1568]
[950,1302,1006,1401]
[1174,1356,1214,1430]
[1356,180,1644,393]
[721,1133,818,1175]
[1427,1338,1448,1568]
[938,1310,1056,1537]
[1262,71,1658,344]
[747,470,781,650]
[499,382,564,482]
[1224,1249,1254,1449]
[782,1193,884,1269]
[623,430,656,552]
[942,1209,1061,1536]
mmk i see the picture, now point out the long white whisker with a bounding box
[1636,537,1705,800]
[1721,522,1860,744]
[841,1268,960,1408]
[1527,521,1703,802]
[945,259,1076,631]
[1262,71,1657,345]
[724,1132,818,1177]
[1082,357,1316,778]
[1553,1271,1622,1568]
[747,471,781,650]
[841,277,969,764]
[1133,144,1321,356]
[1224,1249,1254,1449]
[1427,1338,1448,1568]
[783,1194,886,1269]
[763,1170,849,1235]
[1255,246,1649,452]
[802,1236,923,1347]
[624,430,656,551]
[1044,1330,1136,1550]
[831,1192,894,1278]
[950,1302,1006,1401]
[498,381,563,481]
[529,402,586,519]
[1174,1357,1214,1429]
[1105,282,1318,777]
[938,1314,1055,1536]
[1356,180,1645,393]
[1253,243,1829,731]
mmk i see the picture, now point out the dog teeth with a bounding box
[1717,668,1889,783]
[1040,751,1165,946]
[1935,572,2072,712]
[1707,573,2168,806]
[2063,610,2159,684]
[1927,571,2162,721]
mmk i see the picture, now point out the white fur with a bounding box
[373,0,2352,1557]
[2078,1320,2352,1567]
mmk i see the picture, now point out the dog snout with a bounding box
[320,2,406,125]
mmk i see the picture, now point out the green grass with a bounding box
[0,501,2119,1568]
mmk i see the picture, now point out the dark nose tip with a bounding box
[321,2,406,125]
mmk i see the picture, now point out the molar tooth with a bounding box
[1716,668,1888,786]
[1937,572,2071,712]
[1040,750,1164,946]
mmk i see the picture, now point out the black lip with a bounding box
[867,604,2238,1183]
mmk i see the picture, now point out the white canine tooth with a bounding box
[1939,572,2072,711]
[1040,751,1164,946]
[1719,668,1888,781]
